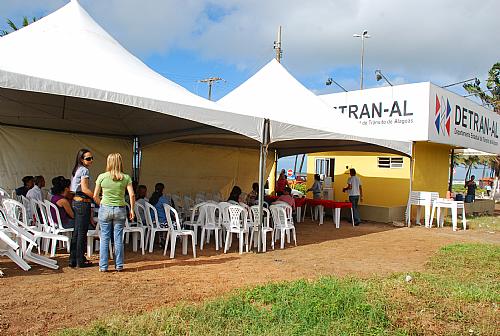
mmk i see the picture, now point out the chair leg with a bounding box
[200,228,205,250]
[281,230,285,249]
[215,229,219,251]
[87,237,93,257]
[245,231,249,253]
[148,231,155,253]
[50,238,57,257]
[170,233,176,259]
[191,234,196,258]
[224,231,230,253]
[182,236,188,255]
[293,228,297,246]
[140,232,145,255]
[462,207,467,230]
[239,232,243,254]
[262,231,267,253]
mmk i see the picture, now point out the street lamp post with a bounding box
[353,30,370,90]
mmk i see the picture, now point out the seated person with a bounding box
[274,186,296,210]
[227,185,242,205]
[246,182,259,206]
[15,175,34,196]
[135,184,148,223]
[50,177,75,229]
[149,183,175,226]
[26,175,45,201]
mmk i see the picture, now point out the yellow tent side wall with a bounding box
[306,151,411,206]
[412,142,451,197]
[140,141,274,199]
[0,125,132,193]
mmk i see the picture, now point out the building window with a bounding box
[315,158,335,180]
[378,157,404,169]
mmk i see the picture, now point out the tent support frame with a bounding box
[257,119,270,253]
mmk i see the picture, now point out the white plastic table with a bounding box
[430,198,466,231]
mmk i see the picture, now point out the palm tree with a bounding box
[463,62,499,114]
[463,62,500,199]
[0,16,38,37]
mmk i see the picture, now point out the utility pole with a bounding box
[274,26,282,63]
[199,77,223,101]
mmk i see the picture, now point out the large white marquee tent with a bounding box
[0,0,412,199]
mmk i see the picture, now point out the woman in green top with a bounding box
[93,153,135,272]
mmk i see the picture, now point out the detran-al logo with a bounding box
[435,94,451,136]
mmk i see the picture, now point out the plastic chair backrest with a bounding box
[134,202,147,227]
[2,198,28,228]
[0,188,10,198]
[250,205,271,229]
[200,203,219,227]
[190,202,206,223]
[163,204,182,231]
[270,205,290,228]
[227,205,247,231]
[43,200,62,230]
[144,201,159,228]
[33,200,50,228]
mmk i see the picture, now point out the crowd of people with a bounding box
[10,149,371,271]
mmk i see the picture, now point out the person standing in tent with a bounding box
[276,169,289,196]
[93,153,134,272]
[70,148,94,268]
[342,168,363,226]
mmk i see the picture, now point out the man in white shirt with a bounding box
[342,168,362,225]
[26,175,45,201]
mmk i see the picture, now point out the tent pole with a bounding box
[448,149,455,192]
[257,119,270,253]
[132,136,141,184]
[406,142,415,227]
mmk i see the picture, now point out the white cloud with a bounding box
[1,0,498,85]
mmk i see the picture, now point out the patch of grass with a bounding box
[56,243,500,336]
[464,215,500,231]
[372,243,500,335]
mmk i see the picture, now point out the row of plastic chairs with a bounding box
[0,198,71,272]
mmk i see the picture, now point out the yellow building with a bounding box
[305,142,453,222]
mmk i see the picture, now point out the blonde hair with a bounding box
[106,153,124,181]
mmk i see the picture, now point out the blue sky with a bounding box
[1,0,498,173]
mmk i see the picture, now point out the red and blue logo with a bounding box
[435,95,451,136]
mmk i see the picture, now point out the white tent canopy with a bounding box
[0,0,263,147]
[218,59,413,157]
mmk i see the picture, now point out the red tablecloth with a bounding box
[304,199,352,209]
[265,196,350,209]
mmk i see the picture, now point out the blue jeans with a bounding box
[98,205,126,270]
[71,201,91,266]
[349,196,361,224]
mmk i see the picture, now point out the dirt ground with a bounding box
[1,219,498,335]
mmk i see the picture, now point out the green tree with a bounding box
[463,62,500,180]
[0,16,38,37]
[463,62,499,113]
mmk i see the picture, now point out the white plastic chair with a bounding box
[0,209,32,271]
[163,204,196,258]
[44,200,73,256]
[199,203,223,251]
[2,199,67,269]
[124,204,145,254]
[183,202,206,245]
[270,204,297,249]
[144,201,170,253]
[223,205,249,254]
[249,205,274,252]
